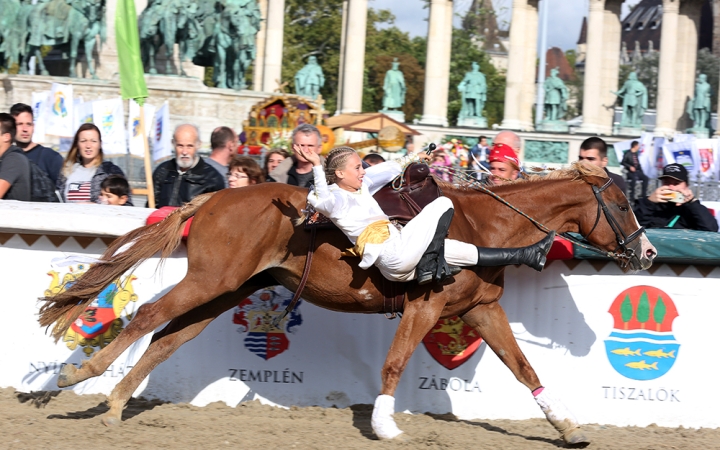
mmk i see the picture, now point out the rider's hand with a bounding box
[416,152,432,162]
[294,144,321,166]
[629,166,636,172]
[648,187,672,203]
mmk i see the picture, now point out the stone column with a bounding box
[500,0,538,131]
[337,0,368,114]
[253,0,268,91]
[577,0,621,135]
[419,0,453,126]
[655,0,702,135]
[261,0,286,92]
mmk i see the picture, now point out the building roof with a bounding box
[577,17,587,45]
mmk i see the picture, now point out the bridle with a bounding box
[560,177,646,269]
[465,174,646,269]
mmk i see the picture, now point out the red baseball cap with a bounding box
[488,143,520,166]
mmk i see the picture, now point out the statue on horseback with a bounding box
[22,0,106,78]
[38,130,657,445]
[0,0,32,72]
[139,0,204,76]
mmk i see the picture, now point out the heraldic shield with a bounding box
[233,286,303,360]
[46,263,139,357]
[422,316,483,370]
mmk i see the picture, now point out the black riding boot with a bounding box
[476,231,556,272]
[416,209,462,285]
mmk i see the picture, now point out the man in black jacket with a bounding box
[150,124,226,208]
[10,103,63,185]
[0,113,31,201]
[634,163,718,232]
[621,140,648,203]
[578,137,627,194]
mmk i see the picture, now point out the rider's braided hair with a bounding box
[324,146,357,185]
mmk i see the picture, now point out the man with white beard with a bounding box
[149,124,226,207]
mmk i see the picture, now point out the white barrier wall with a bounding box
[0,202,718,428]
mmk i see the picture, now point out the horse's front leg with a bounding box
[461,301,590,446]
[372,293,445,440]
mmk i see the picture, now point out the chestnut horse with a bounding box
[39,164,656,445]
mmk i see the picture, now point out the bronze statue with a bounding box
[22,0,106,79]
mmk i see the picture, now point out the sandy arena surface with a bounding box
[1,388,718,449]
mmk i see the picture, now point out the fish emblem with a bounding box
[643,349,675,359]
[625,360,659,370]
[610,347,641,356]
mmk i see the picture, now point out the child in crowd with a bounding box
[99,175,132,206]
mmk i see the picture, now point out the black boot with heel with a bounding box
[476,231,556,272]
[416,209,461,285]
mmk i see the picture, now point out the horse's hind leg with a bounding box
[372,296,445,440]
[100,290,243,426]
[58,270,242,388]
[461,302,590,447]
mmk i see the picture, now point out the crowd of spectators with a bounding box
[0,107,719,235]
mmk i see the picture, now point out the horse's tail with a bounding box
[38,192,217,342]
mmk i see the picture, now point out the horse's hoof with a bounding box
[376,431,408,441]
[101,415,121,427]
[57,364,78,388]
[563,427,590,448]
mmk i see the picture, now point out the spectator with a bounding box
[635,163,718,232]
[99,175,132,206]
[487,143,521,186]
[227,155,264,188]
[269,124,324,188]
[207,126,238,187]
[621,140,648,202]
[150,124,225,207]
[263,149,288,182]
[363,153,385,166]
[0,113,31,201]
[10,103,63,185]
[430,151,452,182]
[578,137,628,193]
[470,135,490,175]
[57,123,128,204]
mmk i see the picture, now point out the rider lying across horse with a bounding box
[295,145,556,285]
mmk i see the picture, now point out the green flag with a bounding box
[116,0,148,105]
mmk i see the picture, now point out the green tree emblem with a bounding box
[654,296,667,332]
[620,294,633,330]
[636,290,650,329]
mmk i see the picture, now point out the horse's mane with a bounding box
[436,162,608,194]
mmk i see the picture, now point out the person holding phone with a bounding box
[634,163,718,231]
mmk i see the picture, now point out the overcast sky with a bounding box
[370,0,642,52]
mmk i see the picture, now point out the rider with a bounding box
[295,145,556,285]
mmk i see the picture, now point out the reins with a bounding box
[274,227,317,328]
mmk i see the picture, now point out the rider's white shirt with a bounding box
[308,159,409,269]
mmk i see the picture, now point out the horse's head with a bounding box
[570,163,656,273]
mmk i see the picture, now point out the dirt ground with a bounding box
[0,388,717,450]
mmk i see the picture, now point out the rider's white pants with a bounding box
[375,197,478,282]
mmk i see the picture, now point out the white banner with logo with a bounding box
[45,83,74,137]
[1,228,719,429]
[74,99,94,130]
[92,98,127,156]
[692,138,719,181]
[127,100,156,158]
[31,91,49,144]
[152,102,172,162]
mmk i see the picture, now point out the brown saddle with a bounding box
[298,163,441,319]
[373,162,443,225]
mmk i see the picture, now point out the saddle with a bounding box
[299,163,442,319]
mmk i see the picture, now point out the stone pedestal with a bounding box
[537,121,568,133]
[0,74,269,149]
[380,110,405,123]
[458,117,488,128]
[614,126,643,136]
[687,127,710,139]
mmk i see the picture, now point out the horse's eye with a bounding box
[619,205,628,212]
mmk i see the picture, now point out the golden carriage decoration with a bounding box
[240,94,334,155]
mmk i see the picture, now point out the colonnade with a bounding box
[251,0,455,123]
[252,0,711,136]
